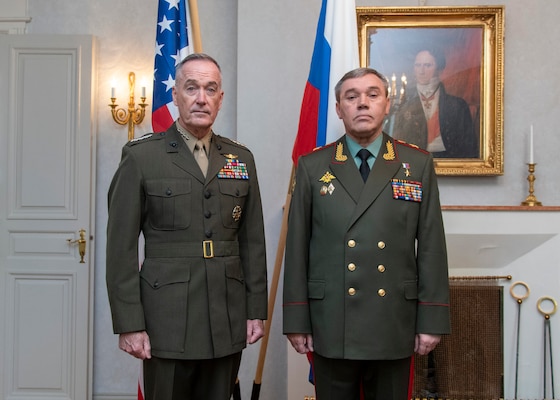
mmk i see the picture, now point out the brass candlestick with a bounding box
[521,163,542,206]
[109,72,148,141]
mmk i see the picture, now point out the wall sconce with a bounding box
[109,72,148,141]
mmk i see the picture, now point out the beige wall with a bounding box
[7,0,560,398]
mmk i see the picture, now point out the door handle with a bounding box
[67,229,87,263]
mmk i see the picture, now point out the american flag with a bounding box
[152,0,195,132]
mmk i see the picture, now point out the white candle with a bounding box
[529,125,534,164]
[141,86,146,98]
[111,87,115,98]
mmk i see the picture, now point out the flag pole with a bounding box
[251,166,295,400]
[188,0,203,52]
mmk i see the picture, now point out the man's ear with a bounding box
[172,86,178,106]
[335,102,342,119]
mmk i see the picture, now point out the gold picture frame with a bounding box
[357,6,504,176]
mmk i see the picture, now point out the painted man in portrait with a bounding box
[392,48,478,158]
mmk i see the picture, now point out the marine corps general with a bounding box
[106,53,268,400]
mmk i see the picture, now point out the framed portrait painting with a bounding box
[357,6,504,176]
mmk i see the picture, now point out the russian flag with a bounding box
[151,0,195,132]
[291,0,359,164]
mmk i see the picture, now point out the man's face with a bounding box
[172,59,224,138]
[414,51,438,85]
[335,73,391,145]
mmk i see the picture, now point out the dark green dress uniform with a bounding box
[283,133,450,360]
[106,123,267,360]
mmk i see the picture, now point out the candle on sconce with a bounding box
[108,72,149,141]
[529,125,534,164]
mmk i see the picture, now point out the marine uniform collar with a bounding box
[175,121,213,154]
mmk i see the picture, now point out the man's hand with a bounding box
[414,333,441,356]
[287,333,314,354]
[247,319,265,344]
[119,331,152,360]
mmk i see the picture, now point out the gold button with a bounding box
[348,240,356,248]
[348,288,356,296]
[377,265,385,273]
[378,289,386,297]
[348,263,356,272]
[378,241,386,249]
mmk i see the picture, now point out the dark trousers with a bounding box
[143,352,242,400]
[312,352,412,400]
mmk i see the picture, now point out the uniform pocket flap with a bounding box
[146,179,191,198]
[225,260,244,283]
[307,280,326,299]
[140,261,191,289]
[218,180,249,197]
[403,281,418,300]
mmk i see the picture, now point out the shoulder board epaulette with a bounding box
[312,142,336,152]
[130,133,153,143]
[127,132,166,146]
[395,139,429,154]
[218,135,248,149]
[230,139,247,148]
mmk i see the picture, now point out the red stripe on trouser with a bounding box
[407,354,415,400]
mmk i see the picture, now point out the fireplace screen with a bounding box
[412,284,503,399]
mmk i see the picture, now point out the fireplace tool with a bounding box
[537,296,557,400]
[510,281,530,399]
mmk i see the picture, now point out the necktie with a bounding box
[195,140,208,177]
[357,149,371,182]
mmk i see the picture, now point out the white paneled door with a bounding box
[0,35,96,400]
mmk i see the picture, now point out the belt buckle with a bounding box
[203,240,214,258]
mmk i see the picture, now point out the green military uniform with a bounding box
[106,123,267,360]
[283,133,450,360]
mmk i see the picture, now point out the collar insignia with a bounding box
[382,140,396,161]
[335,143,348,162]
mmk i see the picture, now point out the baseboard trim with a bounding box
[93,394,136,400]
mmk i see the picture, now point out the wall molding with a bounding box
[94,394,135,400]
[0,17,31,34]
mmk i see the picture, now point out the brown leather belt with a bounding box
[145,240,239,259]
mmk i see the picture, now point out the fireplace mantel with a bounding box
[442,205,560,269]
